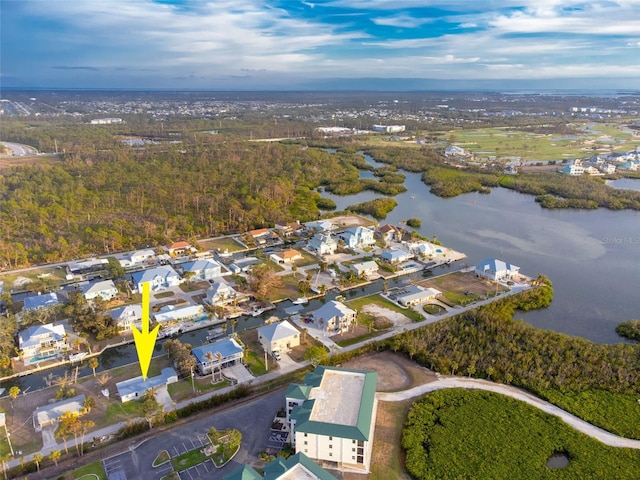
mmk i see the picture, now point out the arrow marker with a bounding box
[132,281,160,380]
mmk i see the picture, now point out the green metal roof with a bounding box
[286,383,313,400]
[290,366,378,441]
[264,453,338,480]
[222,464,262,480]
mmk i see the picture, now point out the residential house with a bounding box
[380,249,413,264]
[67,258,109,277]
[229,256,261,274]
[118,249,156,269]
[116,367,178,403]
[192,338,244,375]
[165,241,192,257]
[154,304,206,325]
[205,281,242,307]
[286,366,378,472]
[270,249,303,265]
[602,163,617,174]
[131,265,181,293]
[180,258,222,281]
[109,304,142,332]
[82,279,118,302]
[23,292,60,311]
[304,220,335,233]
[445,145,465,157]
[377,224,403,244]
[407,241,437,258]
[350,261,379,279]
[396,285,441,307]
[475,258,520,281]
[32,394,86,432]
[307,233,337,257]
[274,221,302,237]
[310,301,357,333]
[248,228,273,245]
[618,160,639,171]
[224,452,338,480]
[339,227,375,249]
[18,323,68,363]
[561,160,584,175]
[257,320,300,354]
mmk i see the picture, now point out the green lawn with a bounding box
[71,460,107,480]
[264,274,303,302]
[171,447,209,471]
[199,236,245,253]
[167,377,230,401]
[347,294,424,322]
[154,291,175,299]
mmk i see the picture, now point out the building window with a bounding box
[357,456,364,464]
[352,440,356,444]
[329,436,333,440]
[329,444,332,449]
[352,448,355,452]
[352,456,355,460]
[304,433,308,437]
[304,441,308,445]
[329,453,332,457]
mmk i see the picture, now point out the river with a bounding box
[322,154,640,344]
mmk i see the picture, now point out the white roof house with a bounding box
[339,227,375,249]
[154,304,206,324]
[32,394,86,432]
[258,320,300,354]
[116,367,178,403]
[311,300,357,333]
[380,249,413,264]
[307,233,337,256]
[82,279,118,301]
[18,323,68,362]
[181,258,222,281]
[445,145,465,156]
[350,261,379,278]
[475,258,520,281]
[192,338,244,375]
[109,304,142,331]
[205,281,241,306]
[396,285,441,307]
[119,249,156,268]
[131,265,181,292]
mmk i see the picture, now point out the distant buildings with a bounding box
[89,117,123,124]
[372,124,405,133]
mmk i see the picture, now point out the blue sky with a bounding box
[2,0,639,90]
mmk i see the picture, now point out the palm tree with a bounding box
[215,352,223,382]
[32,453,44,472]
[49,450,61,467]
[204,351,215,383]
[88,357,99,377]
[8,386,20,408]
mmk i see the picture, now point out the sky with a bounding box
[2,0,640,90]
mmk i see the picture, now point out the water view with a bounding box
[323,154,640,344]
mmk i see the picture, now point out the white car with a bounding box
[272,350,281,361]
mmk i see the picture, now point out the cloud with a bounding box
[51,66,100,71]
[371,14,432,28]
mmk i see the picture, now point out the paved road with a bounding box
[377,376,640,450]
[0,141,39,156]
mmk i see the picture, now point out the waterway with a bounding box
[3,155,639,392]
[323,154,640,344]
[607,178,640,192]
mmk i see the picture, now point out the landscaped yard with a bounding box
[198,236,245,254]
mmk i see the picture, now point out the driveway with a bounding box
[154,385,175,412]
[224,363,254,384]
[41,426,57,449]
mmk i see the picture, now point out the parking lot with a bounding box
[177,459,216,479]
[103,453,131,480]
[170,434,211,458]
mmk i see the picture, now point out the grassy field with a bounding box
[0,266,67,290]
[368,400,412,480]
[71,460,107,479]
[448,123,640,161]
[263,273,303,302]
[347,293,424,322]
[198,236,245,253]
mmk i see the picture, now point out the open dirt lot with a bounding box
[326,215,377,229]
[419,270,507,296]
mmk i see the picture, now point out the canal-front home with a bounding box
[18,323,68,363]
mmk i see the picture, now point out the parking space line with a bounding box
[173,445,180,457]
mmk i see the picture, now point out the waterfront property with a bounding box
[475,258,520,282]
[179,258,222,281]
[257,320,300,354]
[270,249,304,265]
[205,280,244,307]
[339,226,376,249]
[154,304,206,325]
[22,292,60,311]
[81,279,118,302]
[109,304,142,332]
[115,367,178,403]
[307,233,337,256]
[32,394,86,431]
[380,249,413,264]
[396,285,442,307]
[350,260,379,279]
[286,366,378,473]
[224,452,338,480]
[191,337,244,375]
[131,265,181,293]
[310,301,357,333]
[18,323,68,363]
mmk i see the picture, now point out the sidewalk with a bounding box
[5,283,529,470]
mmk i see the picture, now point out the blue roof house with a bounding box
[192,337,244,375]
[131,265,181,293]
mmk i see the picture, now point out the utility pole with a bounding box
[264,348,268,372]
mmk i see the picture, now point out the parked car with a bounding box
[272,350,281,361]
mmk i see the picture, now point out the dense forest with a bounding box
[385,279,640,438]
[0,134,404,266]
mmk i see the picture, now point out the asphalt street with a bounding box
[101,387,285,479]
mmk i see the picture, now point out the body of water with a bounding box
[324,154,640,344]
[607,178,640,192]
